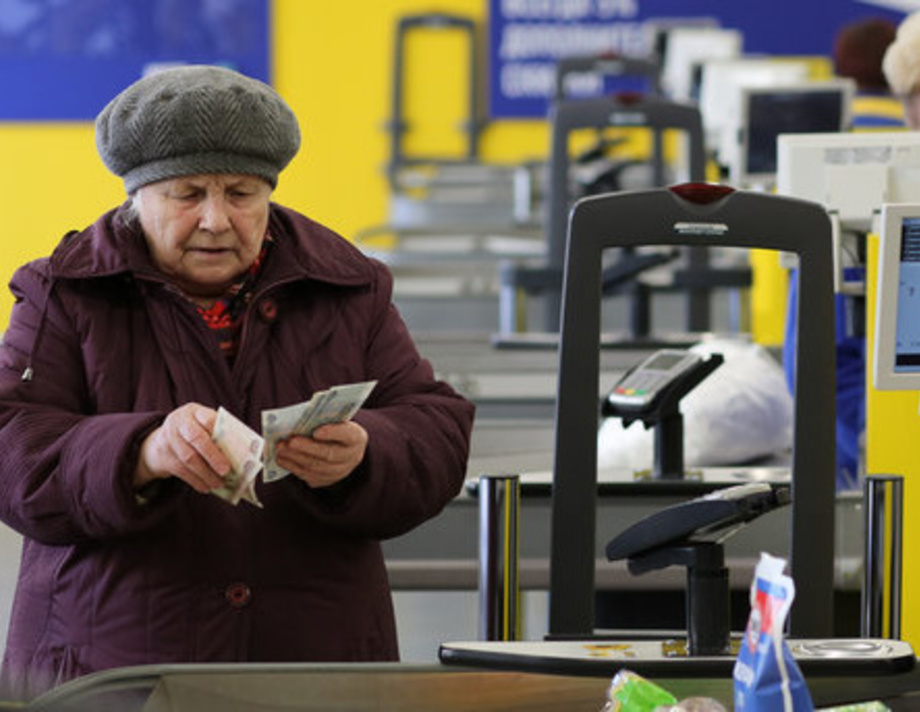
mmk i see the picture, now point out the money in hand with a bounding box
[261,400,310,483]
[262,380,377,483]
[211,407,265,507]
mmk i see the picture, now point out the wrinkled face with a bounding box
[135,174,273,299]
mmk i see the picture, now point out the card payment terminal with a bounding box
[606,349,716,415]
[603,348,724,479]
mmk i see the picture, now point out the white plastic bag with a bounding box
[597,338,793,471]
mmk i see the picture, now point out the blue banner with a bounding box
[489,0,908,118]
[0,0,269,121]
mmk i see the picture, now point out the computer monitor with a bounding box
[776,130,920,292]
[731,79,855,187]
[660,27,743,102]
[698,57,812,164]
[874,203,920,391]
[776,131,920,231]
[641,17,721,66]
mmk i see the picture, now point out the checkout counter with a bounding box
[11,656,920,711]
[430,186,913,706]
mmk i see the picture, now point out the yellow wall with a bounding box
[0,0,549,329]
[865,234,920,645]
[0,124,125,324]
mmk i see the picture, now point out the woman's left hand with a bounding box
[275,420,369,488]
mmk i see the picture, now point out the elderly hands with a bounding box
[134,403,367,495]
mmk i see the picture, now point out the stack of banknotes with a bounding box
[210,380,377,507]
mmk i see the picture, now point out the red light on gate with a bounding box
[613,91,643,105]
[669,183,734,205]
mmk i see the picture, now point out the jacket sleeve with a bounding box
[288,263,475,540]
[0,263,173,545]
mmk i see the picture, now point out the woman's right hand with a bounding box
[134,403,231,493]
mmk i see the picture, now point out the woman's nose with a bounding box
[199,196,231,233]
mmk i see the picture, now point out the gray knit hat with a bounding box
[95,65,301,193]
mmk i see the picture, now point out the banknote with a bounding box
[211,406,265,507]
[261,380,377,483]
[261,400,310,483]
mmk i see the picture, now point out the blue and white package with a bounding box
[733,553,814,711]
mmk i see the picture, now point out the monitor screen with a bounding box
[874,203,920,391]
[732,80,854,186]
[698,57,812,163]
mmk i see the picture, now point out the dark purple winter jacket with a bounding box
[0,203,474,699]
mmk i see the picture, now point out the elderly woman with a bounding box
[884,11,920,128]
[0,65,474,699]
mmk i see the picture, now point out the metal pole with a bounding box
[478,474,521,641]
[862,474,904,638]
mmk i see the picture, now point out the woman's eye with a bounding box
[170,191,200,202]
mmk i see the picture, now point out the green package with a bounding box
[605,669,678,711]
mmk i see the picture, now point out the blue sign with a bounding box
[0,0,269,121]
[489,0,908,118]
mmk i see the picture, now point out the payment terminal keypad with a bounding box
[607,349,704,410]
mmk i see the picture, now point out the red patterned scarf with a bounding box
[195,236,272,362]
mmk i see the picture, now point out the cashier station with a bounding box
[496,90,751,340]
[353,12,551,338]
[440,186,918,705]
[14,188,918,712]
[375,12,534,242]
[357,12,538,241]
[360,22,750,340]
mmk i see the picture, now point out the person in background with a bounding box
[783,17,907,492]
[884,11,920,129]
[835,16,904,128]
[0,65,474,700]
[831,18,903,488]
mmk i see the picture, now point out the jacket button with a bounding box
[225,582,252,608]
[259,299,278,322]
